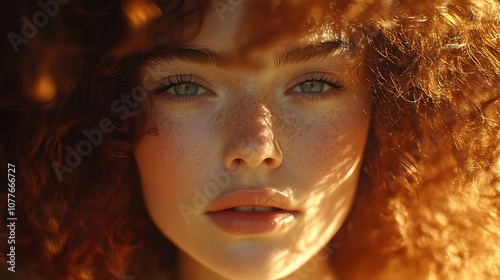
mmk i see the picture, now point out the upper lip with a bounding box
[205,187,297,212]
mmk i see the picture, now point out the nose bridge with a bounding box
[241,98,273,139]
[234,96,275,154]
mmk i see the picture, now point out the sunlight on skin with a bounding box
[134,1,372,279]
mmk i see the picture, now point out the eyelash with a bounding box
[151,74,345,102]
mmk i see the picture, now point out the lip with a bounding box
[205,187,299,236]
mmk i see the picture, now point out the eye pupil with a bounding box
[174,83,199,95]
[300,81,324,93]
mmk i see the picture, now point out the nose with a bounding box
[223,103,283,170]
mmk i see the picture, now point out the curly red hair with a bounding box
[1,0,498,279]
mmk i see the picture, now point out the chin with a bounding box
[200,249,302,280]
[214,266,296,280]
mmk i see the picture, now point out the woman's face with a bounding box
[135,2,371,279]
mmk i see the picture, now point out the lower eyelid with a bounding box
[164,95,202,103]
[296,91,336,101]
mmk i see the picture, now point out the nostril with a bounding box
[225,158,240,170]
[264,158,279,168]
[232,158,242,169]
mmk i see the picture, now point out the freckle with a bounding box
[215,112,223,124]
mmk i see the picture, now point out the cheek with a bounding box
[134,114,216,229]
[276,96,371,251]
[279,98,371,185]
[141,112,216,176]
[134,134,185,228]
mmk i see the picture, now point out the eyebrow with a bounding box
[143,40,352,69]
[274,40,352,67]
[143,48,226,68]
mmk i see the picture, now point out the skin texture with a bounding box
[135,2,372,279]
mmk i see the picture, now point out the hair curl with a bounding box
[0,0,498,279]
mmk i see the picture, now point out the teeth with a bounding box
[232,206,276,212]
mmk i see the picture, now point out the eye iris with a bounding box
[174,83,199,95]
[300,81,324,93]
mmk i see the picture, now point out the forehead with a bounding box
[146,0,374,71]
[154,0,355,53]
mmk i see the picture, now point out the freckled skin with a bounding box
[135,3,372,280]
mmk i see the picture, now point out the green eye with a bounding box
[290,81,335,94]
[169,83,203,96]
[298,81,327,93]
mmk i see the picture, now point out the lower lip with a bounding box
[206,211,296,236]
